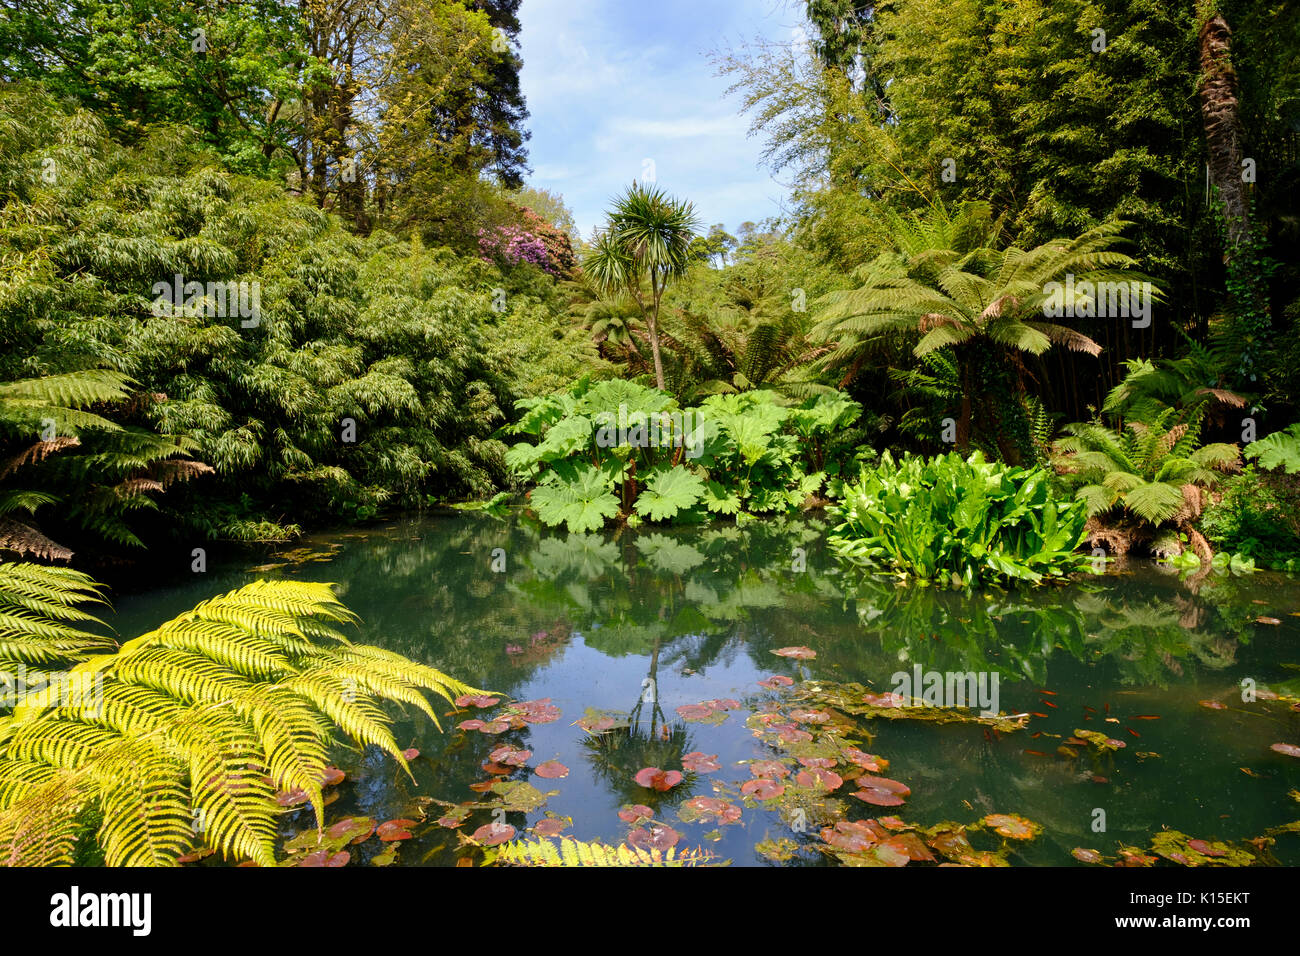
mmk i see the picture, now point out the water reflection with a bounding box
[103,512,1300,866]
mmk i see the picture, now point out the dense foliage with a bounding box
[829,451,1090,586]
[505,379,862,532]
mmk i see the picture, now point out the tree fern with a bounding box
[0,569,483,866]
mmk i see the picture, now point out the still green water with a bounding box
[108,513,1300,866]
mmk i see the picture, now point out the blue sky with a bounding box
[518,0,806,239]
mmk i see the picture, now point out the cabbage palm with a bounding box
[584,184,701,390]
[812,202,1150,462]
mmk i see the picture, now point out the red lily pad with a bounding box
[627,824,681,852]
[471,822,516,846]
[458,718,510,734]
[376,819,417,841]
[758,675,795,689]
[435,807,471,829]
[740,778,785,800]
[789,708,831,724]
[320,766,345,786]
[634,767,683,791]
[675,704,715,721]
[489,745,532,767]
[775,725,813,745]
[514,699,562,724]
[534,760,570,779]
[702,698,741,711]
[681,751,721,773]
[982,813,1041,840]
[771,646,816,660]
[851,775,911,807]
[841,747,889,772]
[481,761,514,776]
[532,817,571,838]
[1072,847,1104,864]
[748,760,791,779]
[1199,700,1227,710]
[300,849,350,867]
[821,820,881,852]
[618,804,655,824]
[402,748,419,760]
[795,767,843,791]
[1271,743,1300,758]
[455,695,500,708]
[681,797,742,825]
[327,817,372,842]
[275,787,310,808]
[797,756,836,769]
[1187,838,1228,857]
[862,691,906,707]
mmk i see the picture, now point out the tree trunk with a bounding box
[648,274,666,390]
[1197,10,1249,249]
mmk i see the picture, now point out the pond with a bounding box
[106,513,1300,867]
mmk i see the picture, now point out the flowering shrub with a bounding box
[477,205,576,277]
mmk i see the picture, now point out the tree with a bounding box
[583,185,701,390]
[811,202,1148,463]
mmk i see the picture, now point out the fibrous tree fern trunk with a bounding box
[1197,6,1249,249]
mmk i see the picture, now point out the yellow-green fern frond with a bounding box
[483,836,725,867]
[0,568,486,866]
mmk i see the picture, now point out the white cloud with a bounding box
[519,0,801,238]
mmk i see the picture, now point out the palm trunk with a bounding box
[649,273,666,390]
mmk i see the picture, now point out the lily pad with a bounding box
[471,822,516,846]
[841,748,889,772]
[771,646,816,660]
[748,760,792,779]
[795,767,843,791]
[627,824,681,852]
[634,767,683,792]
[534,760,570,779]
[681,751,721,773]
[758,675,795,690]
[982,813,1041,840]
[1270,743,1300,758]
[489,745,532,767]
[1071,847,1104,864]
[618,804,655,824]
[680,797,743,825]
[740,778,785,800]
[377,819,417,841]
[851,775,910,807]
[532,816,572,838]
[455,695,500,708]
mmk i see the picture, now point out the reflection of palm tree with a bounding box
[581,635,700,808]
[628,636,667,737]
